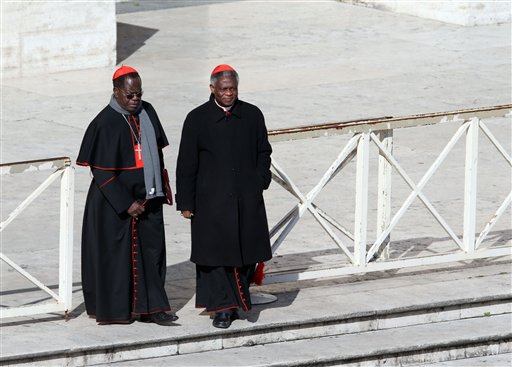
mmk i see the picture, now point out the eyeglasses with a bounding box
[125,91,143,99]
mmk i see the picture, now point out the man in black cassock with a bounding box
[77,66,177,325]
[176,64,273,328]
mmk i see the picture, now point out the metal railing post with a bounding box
[59,164,74,313]
[376,129,393,260]
[463,118,479,253]
[354,132,370,266]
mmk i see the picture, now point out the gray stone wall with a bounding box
[343,1,511,26]
[1,2,116,78]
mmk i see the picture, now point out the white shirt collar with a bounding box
[214,98,233,112]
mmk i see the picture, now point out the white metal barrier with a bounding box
[0,157,74,318]
[1,107,509,311]
[266,105,512,283]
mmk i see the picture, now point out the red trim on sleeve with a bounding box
[76,161,141,171]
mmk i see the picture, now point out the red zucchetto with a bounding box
[112,65,139,80]
[211,64,236,76]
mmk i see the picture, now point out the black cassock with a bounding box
[77,101,171,323]
[176,95,272,312]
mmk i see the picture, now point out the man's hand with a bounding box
[128,201,145,219]
[181,210,194,219]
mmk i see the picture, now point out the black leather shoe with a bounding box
[212,310,239,329]
[140,312,179,326]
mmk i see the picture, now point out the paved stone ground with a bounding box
[0,0,510,364]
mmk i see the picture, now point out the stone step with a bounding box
[2,263,510,367]
[411,353,512,366]
[98,313,512,366]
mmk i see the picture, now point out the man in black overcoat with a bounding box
[77,66,178,325]
[176,64,273,328]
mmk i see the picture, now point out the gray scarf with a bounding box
[109,95,164,200]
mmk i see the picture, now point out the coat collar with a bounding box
[208,94,241,122]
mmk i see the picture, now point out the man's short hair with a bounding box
[113,72,140,89]
[210,70,239,86]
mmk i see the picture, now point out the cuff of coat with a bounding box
[176,202,195,212]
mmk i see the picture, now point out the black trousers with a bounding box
[195,264,255,312]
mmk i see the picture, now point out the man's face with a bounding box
[210,76,238,107]
[114,76,143,113]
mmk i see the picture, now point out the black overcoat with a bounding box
[176,95,273,267]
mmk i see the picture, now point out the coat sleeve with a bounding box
[256,111,273,190]
[175,114,199,211]
[91,168,134,214]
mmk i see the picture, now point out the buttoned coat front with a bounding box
[176,95,273,267]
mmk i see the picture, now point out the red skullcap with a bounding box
[211,64,236,76]
[112,65,139,80]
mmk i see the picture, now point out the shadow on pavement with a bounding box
[117,22,159,65]
[116,0,244,14]
[164,259,196,312]
[164,259,299,323]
